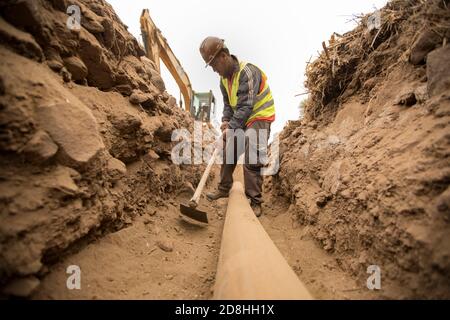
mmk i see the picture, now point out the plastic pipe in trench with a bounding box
[213,181,313,299]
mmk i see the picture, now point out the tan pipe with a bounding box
[213,182,313,300]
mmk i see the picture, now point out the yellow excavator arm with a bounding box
[140,9,192,111]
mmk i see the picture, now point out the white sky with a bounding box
[107,0,388,136]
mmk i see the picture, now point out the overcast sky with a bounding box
[107,0,388,136]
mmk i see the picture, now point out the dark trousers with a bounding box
[218,121,271,205]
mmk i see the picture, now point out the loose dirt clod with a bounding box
[156,239,174,252]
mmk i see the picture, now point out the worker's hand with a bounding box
[214,137,223,149]
[220,121,229,132]
[215,128,228,149]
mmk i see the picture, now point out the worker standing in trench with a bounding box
[199,36,276,217]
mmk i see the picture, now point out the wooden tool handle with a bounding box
[189,147,220,207]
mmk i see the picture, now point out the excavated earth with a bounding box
[0,0,207,298]
[0,0,449,300]
[267,0,450,299]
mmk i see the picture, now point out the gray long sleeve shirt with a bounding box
[220,58,262,129]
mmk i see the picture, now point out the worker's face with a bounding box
[209,52,227,77]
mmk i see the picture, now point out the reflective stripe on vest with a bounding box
[221,61,275,126]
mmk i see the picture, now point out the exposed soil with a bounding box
[1,0,449,300]
[0,0,205,297]
[259,196,382,300]
[268,0,450,299]
[32,174,225,300]
[32,170,381,300]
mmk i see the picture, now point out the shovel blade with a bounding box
[180,203,209,224]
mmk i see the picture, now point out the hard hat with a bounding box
[199,36,225,67]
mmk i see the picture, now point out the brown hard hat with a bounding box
[199,36,225,67]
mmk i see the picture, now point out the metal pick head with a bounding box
[180,203,208,224]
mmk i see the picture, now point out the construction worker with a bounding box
[199,36,275,217]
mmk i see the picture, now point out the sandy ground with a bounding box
[260,199,382,299]
[2,0,448,299]
[33,167,382,300]
[33,170,225,300]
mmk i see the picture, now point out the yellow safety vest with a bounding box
[221,61,275,126]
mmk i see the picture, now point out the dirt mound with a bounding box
[269,0,450,298]
[0,0,202,296]
[304,0,450,123]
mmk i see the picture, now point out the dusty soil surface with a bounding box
[268,0,450,299]
[32,168,380,300]
[32,173,225,300]
[1,0,449,300]
[0,0,205,297]
[260,197,382,300]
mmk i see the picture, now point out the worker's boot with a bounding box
[251,202,263,217]
[206,189,229,201]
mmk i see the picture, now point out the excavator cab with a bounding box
[191,91,216,123]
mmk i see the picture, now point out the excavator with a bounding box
[141,9,220,224]
[140,9,216,124]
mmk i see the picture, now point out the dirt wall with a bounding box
[269,0,450,298]
[0,0,201,294]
